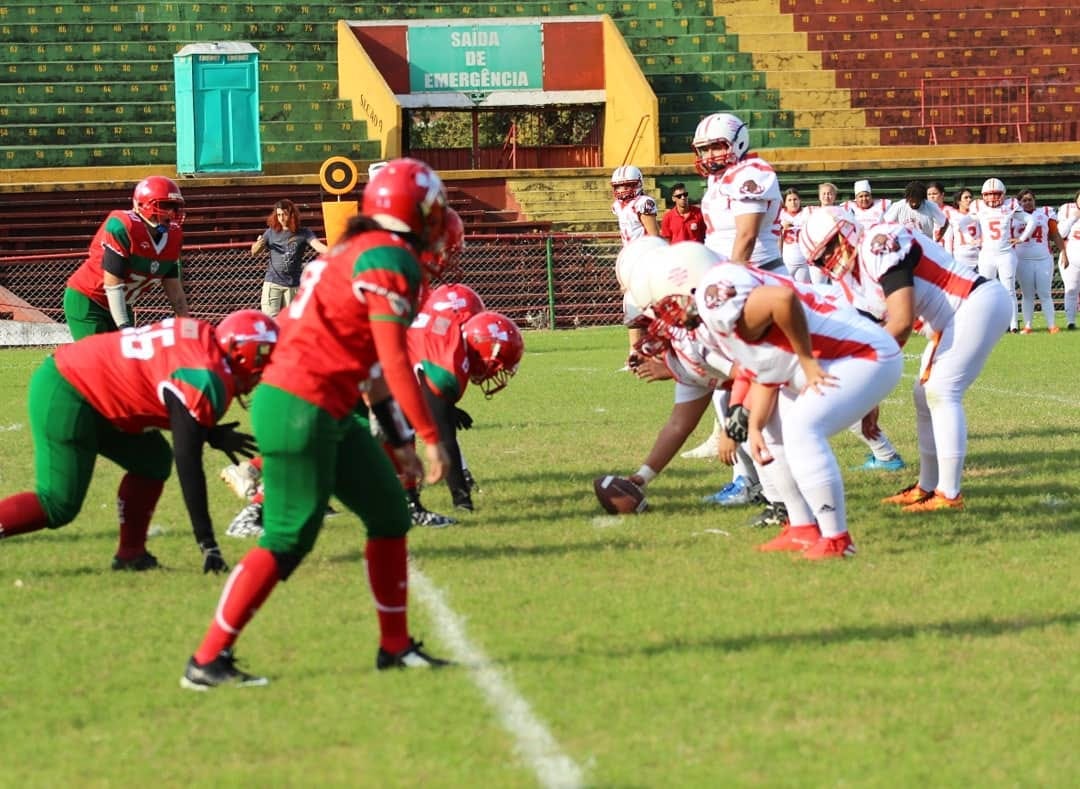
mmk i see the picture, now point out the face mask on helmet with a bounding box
[215,310,280,397]
[691,113,750,177]
[420,207,465,280]
[463,311,524,398]
[362,157,449,274]
[981,178,1006,208]
[800,207,861,280]
[611,165,644,203]
[641,242,720,330]
[133,176,186,228]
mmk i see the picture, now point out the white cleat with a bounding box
[220,461,260,500]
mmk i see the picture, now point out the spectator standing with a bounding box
[63,176,190,339]
[843,180,891,232]
[251,199,328,318]
[883,181,948,237]
[926,181,949,241]
[942,188,981,271]
[660,183,706,243]
[1014,189,1065,333]
[778,188,811,282]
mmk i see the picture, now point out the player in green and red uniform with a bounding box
[182,158,455,691]
[63,176,190,339]
[0,311,278,573]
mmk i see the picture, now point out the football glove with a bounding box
[200,541,229,575]
[724,404,750,444]
[454,407,474,430]
[207,421,257,465]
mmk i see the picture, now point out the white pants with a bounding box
[1015,253,1056,329]
[978,248,1018,329]
[1061,242,1080,325]
[756,350,903,537]
[912,280,1011,498]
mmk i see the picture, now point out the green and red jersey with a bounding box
[408,291,475,403]
[261,229,440,443]
[54,317,235,433]
[66,210,183,310]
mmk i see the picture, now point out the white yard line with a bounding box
[899,371,1080,407]
[409,565,586,789]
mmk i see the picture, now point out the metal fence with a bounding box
[0,232,625,331]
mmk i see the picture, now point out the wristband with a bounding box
[636,465,658,485]
[370,397,415,448]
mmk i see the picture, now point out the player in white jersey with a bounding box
[778,188,812,282]
[971,178,1033,333]
[942,187,981,271]
[1057,190,1080,329]
[801,208,1012,512]
[883,180,948,237]
[1014,189,1064,334]
[610,165,659,245]
[639,248,903,559]
[843,179,892,232]
[693,113,784,272]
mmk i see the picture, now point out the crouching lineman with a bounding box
[638,243,903,559]
[0,311,278,572]
[800,207,1011,511]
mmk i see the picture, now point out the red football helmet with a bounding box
[425,282,486,320]
[463,311,524,398]
[215,310,280,395]
[361,157,448,271]
[421,207,465,278]
[611,165,644,203]
[133,175,186,227]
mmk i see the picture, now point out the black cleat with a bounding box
[409,502,455,528]
[180,649,268,691]
[748,502,788,529]
[376,639,452,670]
[111,552,160,571]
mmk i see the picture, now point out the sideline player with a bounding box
[0,311,277,571]
[181,158,455,690]
[64,176,191,339]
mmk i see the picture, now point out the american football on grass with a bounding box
[593,475,648,515]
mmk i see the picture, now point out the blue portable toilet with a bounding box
[174,42,262,174]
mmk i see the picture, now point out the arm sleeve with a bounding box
[879,246,919,297]
[370,318,441,445]
[164,390,216,547]
[102,245,129,278]
[418,372,468,495]
[104,283,130,327]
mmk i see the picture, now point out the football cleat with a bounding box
[681,435,720,459]
[376,639,452,670]
[703,475,762,506]
[462,468,480,493]
[180,649,268,691]
[881,484,933,506]
[409,502,455,528]
[226,503,264,538]
[1019,327,1033,335]
[748,501,788,529]
[901,491,964,512]
[220,462,260,500]
[757,524,821,552]
[111,552,160,571]
[1049,326,1061,334]
[802,532,857,560]
[855,454,906,472]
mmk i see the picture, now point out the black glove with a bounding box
[724,404,750,443]
[207,421,257,465]
[454,407,474,430]
[200,541,229,575]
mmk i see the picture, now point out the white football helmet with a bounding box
[981,177,1006,208]
[643,242,724,329]
[799,206,863,279]
[615,235,668,294]
[611,165,644,203]
[691,113,750,176]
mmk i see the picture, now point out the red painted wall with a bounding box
[542,22,604,91]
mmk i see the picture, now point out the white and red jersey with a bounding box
[839,223,985,336]
[942,206,981,267]
[843,198,892,231]
[662,328,734,391]
[1057,200,1080,239]
[1015,206,1058,261]
[779,206,809,269]
[612,194,658,246]
[692,262,899,392]
[971,197,1028,255]
[700,155,782,265]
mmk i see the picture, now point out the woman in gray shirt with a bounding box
[251,199,328,317]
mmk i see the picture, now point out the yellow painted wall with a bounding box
[336,20,403,162]
[601,15,660,170]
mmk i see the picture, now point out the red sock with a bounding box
[116,473,164,560]
[0,492,51,538]
[194,547,280,665]
[366,537,410,653]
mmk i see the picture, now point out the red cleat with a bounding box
[802,532,857,560]
[757,524,821,552]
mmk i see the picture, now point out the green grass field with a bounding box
[1,324,1078,787]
